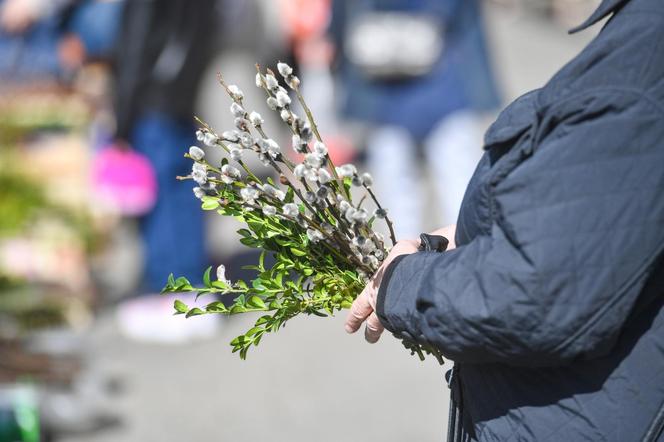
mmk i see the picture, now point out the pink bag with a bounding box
[92,144,158,216]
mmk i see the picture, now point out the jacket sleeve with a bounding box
[376,92,664,367]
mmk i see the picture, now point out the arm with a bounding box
[349,92,664,366]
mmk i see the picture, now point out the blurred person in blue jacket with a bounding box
[329,0,501,238]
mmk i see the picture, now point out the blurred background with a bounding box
[0,0,600,441]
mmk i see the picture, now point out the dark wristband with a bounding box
[375,254,409,331]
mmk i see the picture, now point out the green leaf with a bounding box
[251,279,266,292]
[245,326,262,337]
[185,308,204,318]
[237,228,252,237]
[259,251,266,271]
[205,301,228,313]
[247,219,263,232]
[290,247,306,256]
[203,266,212,287]
[230,304,247,314]
[211,280,231,291]
[174,299,189,313]
[202,199,220,211]
[240,237,259,248]
[246,296,267,310]
[256,315,272,325]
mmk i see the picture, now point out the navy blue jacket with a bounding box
[376,0,664,440]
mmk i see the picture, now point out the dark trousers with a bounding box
[131,112,206,292]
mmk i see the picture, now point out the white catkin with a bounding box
[304,168,318,182]
[282,203,299,218]
[336,164,357,178]
[192,169,207,184]
[203,132,217,147]
[304,191,316,203]
[287,75,300,89]
[304,153,324,168]
[339,200,351,213]
[265,74,278,90]
[300,125,313,142]
[222,164,241,179]
[361,172,374,187]
[230,102,245,117]
[262,205,277,216]
[374,208,387,219]
[293,164,308,179]
[221,175,234,184]
[196,130,205,141]
[240,187,259,204]
[188,145,205,160]
[265,139,280,158]
[345,207,357,223]
[317,168,332,184]
[193,187,205,199]
[249,111,263,126]
[352,209,368,223]
[230,147,243,161]
[280,109,291,122]
[267,97,278,110]
[234,118,249,132]
[192,162,206,174]
[222,130,239,142]
[275,90,291,107]
[227,84,244,100]
[277,62,293,77]
[261,184,276,197]
[306,228,324,242]
[255,72,263,88]
[216,265,231,284]
[313,141,328,156]
[240,133,254,148]
[261,184,280,198]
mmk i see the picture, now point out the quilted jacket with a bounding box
[376,0,664,440]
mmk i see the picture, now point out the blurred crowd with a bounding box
[0,0,599,440]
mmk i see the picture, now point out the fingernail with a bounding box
[344,324,354,334]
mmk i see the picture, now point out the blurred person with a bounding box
[345,0,664,440]
[111,0,221,342]
[280,0,356,165]
[329,0,501,238]
[0,0,123,81]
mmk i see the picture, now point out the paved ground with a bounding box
[60,4,597,441]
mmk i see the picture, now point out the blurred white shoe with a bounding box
[115,293,220,344]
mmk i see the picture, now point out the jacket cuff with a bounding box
[375,254,409,331]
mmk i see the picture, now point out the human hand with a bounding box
[344,239,420,343]
[0,0,40,34]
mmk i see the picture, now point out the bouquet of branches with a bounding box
[162,63,443,364]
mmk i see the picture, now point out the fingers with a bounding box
[364,312,384,343]
[344,287,372,334]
